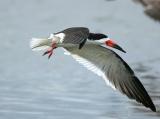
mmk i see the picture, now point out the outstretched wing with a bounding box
[64,44,156,112]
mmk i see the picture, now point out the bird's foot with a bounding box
[43,43,57,59]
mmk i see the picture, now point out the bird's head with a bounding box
[93,34,126,53]
[104,38,126,53]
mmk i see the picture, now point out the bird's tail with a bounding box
[30,38,52,51]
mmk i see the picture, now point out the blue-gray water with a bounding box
[0,0,160,119]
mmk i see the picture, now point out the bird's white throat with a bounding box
[49,33,65,43]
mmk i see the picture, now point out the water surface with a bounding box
[0,0,160,119]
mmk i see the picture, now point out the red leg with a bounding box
[48,50,53,59]
[42,43,57,59]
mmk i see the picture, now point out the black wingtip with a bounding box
[132,76,157,112]
[150,104,156,112]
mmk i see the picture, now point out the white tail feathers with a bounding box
[30,38,51,51]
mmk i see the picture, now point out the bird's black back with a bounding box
[54,27,108,49]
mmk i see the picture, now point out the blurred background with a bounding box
[0,0,160,119]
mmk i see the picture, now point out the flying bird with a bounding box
[31,27,126,58]
[30,27,156,112]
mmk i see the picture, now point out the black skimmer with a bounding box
[30,27,126,58]
[30,27,156,112]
